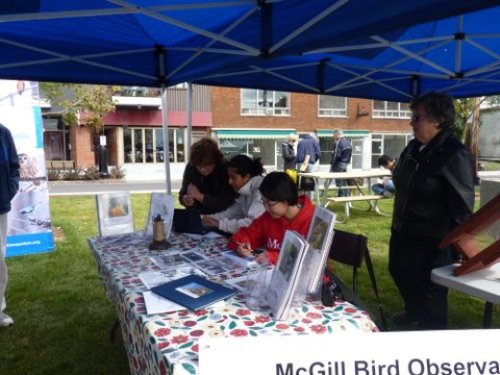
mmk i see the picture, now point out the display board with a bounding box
[1,80,54,257]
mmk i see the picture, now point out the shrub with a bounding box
[109,166,127,179]
[47,169,61,181]
[63,168,83,180]
[83,165,100,180]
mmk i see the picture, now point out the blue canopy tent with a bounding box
[0,0,497,87]
[0,0,499,193]
[194,6,500,102]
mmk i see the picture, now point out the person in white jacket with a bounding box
[201,154,265,234]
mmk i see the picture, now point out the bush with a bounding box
[47,169,61,181]
[109,165,126,179]
[83,165,100,180]
[62,168,83,180]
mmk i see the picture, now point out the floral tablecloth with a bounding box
[88,232,378,375]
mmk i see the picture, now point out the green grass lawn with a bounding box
[0,193,498,375]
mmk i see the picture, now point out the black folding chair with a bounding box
[327,229,388,330]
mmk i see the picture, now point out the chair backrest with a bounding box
[328,229,388,329]
[145,193,175,238]
[95,191,134,237]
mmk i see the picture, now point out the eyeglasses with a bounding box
[260,198,280,207]
[410,114,432,122]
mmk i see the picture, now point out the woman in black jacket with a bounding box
[179,137,236,214]
[389,92,475,330]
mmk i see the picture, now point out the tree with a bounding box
[40,83,116,136]
[40,83,117,169]
[454,95,500,182]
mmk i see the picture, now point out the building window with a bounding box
[42,117,71,160]
[318,96,347,117]
[371,133,413,167]
[241,89,290,116]
[123,127,186,164]
[372,101,411,118]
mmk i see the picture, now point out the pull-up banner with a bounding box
[1,80,54,257]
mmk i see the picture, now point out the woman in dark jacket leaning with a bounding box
[179,137,236,214]
[389,92,475,330]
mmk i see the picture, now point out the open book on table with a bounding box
[266,230,310,320]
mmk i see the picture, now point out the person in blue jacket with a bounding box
[326,130,352,197]
[0,123,20,327]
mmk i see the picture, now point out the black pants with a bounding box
[389,233,455,330]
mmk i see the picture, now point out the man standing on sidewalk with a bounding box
[0,123,20,327]
[326,130,352,197]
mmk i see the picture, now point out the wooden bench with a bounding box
[46,160,75,170]
[325,194,390,224]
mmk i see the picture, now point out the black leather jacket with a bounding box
[179,163,236,214]
[391,129,475,240]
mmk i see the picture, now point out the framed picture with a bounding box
[304,206,336,293]
[96,192,134,237]
[440,194,500,276]
[266,230,309,320]
[151,274,236,311]
[145,193,175,239]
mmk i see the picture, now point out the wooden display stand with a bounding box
[439,194,500,276]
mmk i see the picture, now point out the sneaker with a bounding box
[382,191,394,198]
[391,311,418,326]
[0,312,14,327]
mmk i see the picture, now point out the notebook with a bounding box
[151,274,236,311]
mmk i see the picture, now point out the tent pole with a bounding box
[161,86,172,194]
[186,82,193,159]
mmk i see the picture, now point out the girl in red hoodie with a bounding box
[228,171,315,264]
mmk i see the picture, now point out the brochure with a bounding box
[266,230,309,320]
[151,274,237,311]
[303,206,336,294]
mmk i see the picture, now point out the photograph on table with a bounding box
[304,206,336,294]
[149,253,189,270]
[145,193,175,239]
[266,230,309,320]
[181,250,208,263]
[96,192,134,237]
[194,259,227,276]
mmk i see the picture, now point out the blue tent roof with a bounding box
[194,6,500,101]
[0,1,498,100]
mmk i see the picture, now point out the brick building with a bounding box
[42,84,413,172]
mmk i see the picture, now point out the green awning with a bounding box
[316,129,370,138]
[213,128,296,139]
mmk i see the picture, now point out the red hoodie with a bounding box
[228,195,315,264]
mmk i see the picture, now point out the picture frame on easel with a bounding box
[439,194,500,276]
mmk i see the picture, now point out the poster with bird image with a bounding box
[1,79,54,256]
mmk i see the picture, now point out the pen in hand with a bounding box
[236,241,254,257]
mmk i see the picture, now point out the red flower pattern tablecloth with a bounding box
[88,232,378,375]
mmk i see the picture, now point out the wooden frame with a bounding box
[439,194,500,276]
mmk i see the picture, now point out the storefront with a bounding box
[213,128,296,170]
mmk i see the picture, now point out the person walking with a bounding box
[0,123,20,327]
[326,130,352,197]
[281,134,297,171]
[389,92,475,330]
[295,133,320,198]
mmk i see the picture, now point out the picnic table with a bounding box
[299,170,392,223]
